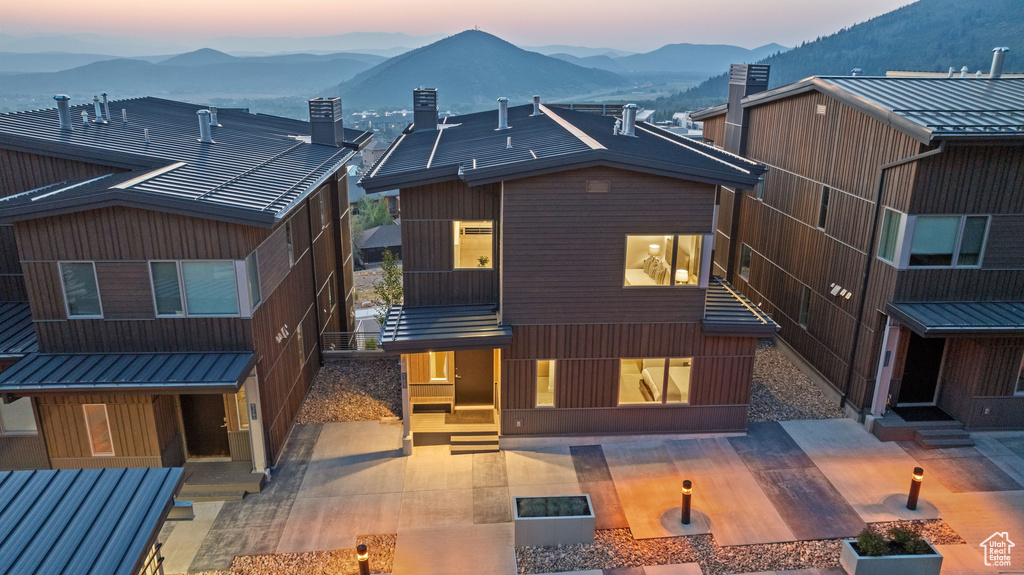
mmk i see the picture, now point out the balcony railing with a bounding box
[322,331,383,352]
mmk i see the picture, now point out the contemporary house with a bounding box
[0,95,368,471]
[362,89,778,453]
[692,60,1024,436]
[356,223,402,264]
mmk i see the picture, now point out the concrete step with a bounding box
[450,434,500,445]
[167,501,194,520]
[914,428,974,449]
[181,492,246,502]
[450,443,500,455]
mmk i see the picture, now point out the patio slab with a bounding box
[161,501,224,575]
[276,492,401,552]
[398,487,475,530]
[505,446,580,487]
[393,523,516,575]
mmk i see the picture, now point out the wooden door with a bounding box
[454,349,494,407]
[180,394,230,457]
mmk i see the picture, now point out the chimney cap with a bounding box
[993,47,1010,52]
[54,94,70,101]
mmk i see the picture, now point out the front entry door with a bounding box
[897,333,946,404]
[180,394,230,457]
[454,349,494,407]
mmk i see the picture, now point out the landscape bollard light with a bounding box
[681,480,693,525]
[357,543,370,575]
[906,467,924,510]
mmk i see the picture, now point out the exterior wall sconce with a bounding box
[681,480,693,525]
[357,543,370,575]
[907,466,924,510]
[275,324,291,343]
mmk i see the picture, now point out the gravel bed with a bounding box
[227,534,395,575]
[296,359,401,423]
[748,339,845,422]
[516,528,697,573]
[867,519,965,545]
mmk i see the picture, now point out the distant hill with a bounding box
[550,53,627,74]
[336,30,629,109]
[615,43,787,75]
[0,51,168,73]
[645,0,1024,114]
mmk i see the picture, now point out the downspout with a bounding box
[307,189,324,362]
[840,140,946,412]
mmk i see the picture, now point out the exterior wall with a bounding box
[0,400,49,470]
[400,180,500,306]
[502,167,716,325]
[938,338,1024,428]
[701,114,726,148]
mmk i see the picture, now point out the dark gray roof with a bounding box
[0,467,183,575]
[886,301,1024,337]
[357,223,402,250]
[696,76,1024,143]
[0,351,256,395]
[0,302,37,355]
[378,305,512,352]
[0,97,371,227]
[360,103,764,192]
[689,103,728,121]
[703,277,779,336]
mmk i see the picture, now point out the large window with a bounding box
[151,262,184,316]
[83,404,114,456]
[429,351,448,381]
[739,244,752,280]
[619,358,691,405]
[877,208,903,263]
[799,285,811,328]
[453,221,493,269]
[60,262,102,318]
[623,235,702,286]
[0,398,37,435]
[909,215,988,267]
[181,261,239,316]
[536,360,555,407]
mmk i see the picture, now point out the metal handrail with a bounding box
[322,331,382,351]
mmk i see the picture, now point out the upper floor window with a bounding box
[798,284,811,328]
[755,172,767,200]
[877,208,903,264]
[60,262,102,318]
[453,221,493,269]
[817,186,831,229]
[83,404,114,456]
[623,235,701,287]
[909,215,988,268]
[151,262,184,316]
[739,244,753,281]
[319,192,327,229]
[295,324,305,368]
[0,398,37,436]
[182,261,240,316]
[618,358,691,405]
[246,252,261,308]
[536,360,555,407]
[285,220,295,267]
[1016,352,1024,396]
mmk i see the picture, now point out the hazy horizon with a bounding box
[1,0,915,54]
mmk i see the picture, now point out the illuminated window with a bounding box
[623,235,702,287]
[536,360,555,407]
[84,404,114,456]
[429,351,448,380]
[236,385,250,429]
[453,221,493,269]
[618,358,691,405]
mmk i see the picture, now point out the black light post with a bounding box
[357,543,370,575]
[681,480,693,525]
[906,467,924,510]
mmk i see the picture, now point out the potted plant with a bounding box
[840,526,943,575]
[512,494,595,547]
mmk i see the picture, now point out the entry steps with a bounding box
[177,466,266,502]
[913,427,975,449]
[450,432,500,455]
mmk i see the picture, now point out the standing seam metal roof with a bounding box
[703,277,780,336]
[0,467,182,575]
[0,302,37,355]
[885,301,1024,337]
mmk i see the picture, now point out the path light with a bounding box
[906,467,924,510]
[357,543,370,575]
[681,480,693,525]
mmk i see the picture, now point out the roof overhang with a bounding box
[702,277,779,337]
[886,301,1024,338]
[690,103,728,121]
[0,352,257,397]
[378,305,512,353]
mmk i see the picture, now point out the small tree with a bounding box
[372,248,403,325]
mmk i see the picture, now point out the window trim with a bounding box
[149,260,185,317]
[83,404,115,457]
[452,220,495,270]
[177,260,243,318]
[58,261,103,319]
[876,207,906,266]
[617,357,692,406]
[536,359,556,408]
[428,351,449,381]
[622,234,705,288]
[905,214,990,269]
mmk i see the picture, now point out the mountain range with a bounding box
[552,43,788,76]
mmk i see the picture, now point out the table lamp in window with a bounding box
[676,269,689,285]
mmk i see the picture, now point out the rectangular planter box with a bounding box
[840,539,943,575]
[513,494,595,547]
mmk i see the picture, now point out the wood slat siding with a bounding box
[938,338,1023,423]
[50,456,162,469]
[702,115,726,147]
[95,261,155,320]
[0,435,50,470]
[21,261,64,320]
[0,149,128,198]
[36,394,158,460]
[984,216,1024,270]
[152,394,182,466]
[405,352,455,384]
[500,405,748,435]
[911,144,1024,215]
[966,396,1024,430]
[228,430,252,461]
[34,318,252,353]
[257,220,293,300]
[502,167,715,325]
[0,226,25,301]
[401,181,500,306]
[894,269,1024,302]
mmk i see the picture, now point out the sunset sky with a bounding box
[2,0,915,51]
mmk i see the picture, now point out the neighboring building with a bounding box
[361,135,392,168]
[0,96,369,471]
[356,223,402,264]
[347,165,400,218]
[362,89,777,452]
[0,466,183,575]
[692,63,1024,431]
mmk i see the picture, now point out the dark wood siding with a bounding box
[502,167,715,325]
[95,261,155,320]
[0,149,128,198]
[0,226,26,301]
[911,144,1024,215]
[501,405,748,435]
[34,318,252,353]
[984,216,1024,270]
[400,181,500,306]
[939,338,1024,423]
[153,394,184,467]
[702,114,726,147]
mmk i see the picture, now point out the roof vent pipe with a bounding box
[532,95,542,116]
[92,95,106,123]
[81,110,89,125]
[101,93,111,125]
[621,104,637,137]
[506,136,512,149]
[960,66,969,78]
[209,106,219,126]
[197,109,214,143]
[497,97,510,130]
[947,67,955,78]
[121,109,127,123]
[54,95,72,130]
[990,47,1009,78]
[851,68,862,76]
[976,70,983,78]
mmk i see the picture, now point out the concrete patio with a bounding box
[160,418,1024,574]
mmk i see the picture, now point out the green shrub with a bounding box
[857,528,888,557]
[889,526,929,555]
[363,339,378,350]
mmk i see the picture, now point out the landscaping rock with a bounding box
[225,534,395,575]
[296,359,402,423]
[749,339,846,422]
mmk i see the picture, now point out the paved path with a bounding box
[161,419,1024,574]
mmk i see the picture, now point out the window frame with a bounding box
[817,186,831,229]
[149,260,185,317]
[755,171,767,201]
[876,207,905,265]
[452,220,495,270]
[798,284,811,328]
[739,244,752,281]
[622,234,705,288]
[83,403,115,457]
[285,220,295,268]
[0,397,38,436]
[179,260,242,317]
[617,357,692,406]
[536,360,556,408]
[59,261,103,319]
[428,351,449,381]
[906,214,990,269]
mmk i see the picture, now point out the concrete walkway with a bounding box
[160,419,1024,574]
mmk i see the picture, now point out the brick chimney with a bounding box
[723,64,770,156]
[309,97,344,147]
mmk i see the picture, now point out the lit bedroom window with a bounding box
[429,351,449,381]
[623,235,701,287]
[453,221,493,269]
[618,358,691,405]
[536,360,555,407]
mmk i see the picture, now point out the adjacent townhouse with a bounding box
[362,89,778,453]
[692,61,1024,437]
[0,95,368,471]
